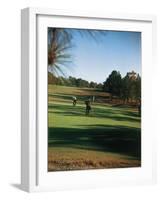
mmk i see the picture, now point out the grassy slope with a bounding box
[48,85,141,171]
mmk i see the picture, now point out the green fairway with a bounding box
[48,85,141,171]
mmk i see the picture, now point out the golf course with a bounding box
[48,84,141,171]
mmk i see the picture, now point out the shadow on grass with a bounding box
[48,124,141,159]
[48,103,141,122]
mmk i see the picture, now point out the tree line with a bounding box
[48,70,141,103]
[48,72,103,89]
[103,70,141,103]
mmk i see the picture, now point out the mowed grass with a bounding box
[48,85,141,171]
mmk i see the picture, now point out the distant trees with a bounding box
[69,77,90,87]
[89,81,97,88]
[121,73,141,103]
[121,74,131,102]
[48,73,102,88]
[96,83,103,89]
[103,70,141,103]
[49,69,141,104]
[76,78,89,87]
[135,74,141,99]
[103,70,122,97]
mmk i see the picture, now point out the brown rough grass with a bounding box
[48,148,141,171]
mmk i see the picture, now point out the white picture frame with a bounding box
[21,7,157,192]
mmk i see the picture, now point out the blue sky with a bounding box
[62,29,141,83]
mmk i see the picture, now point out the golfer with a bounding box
[72,96,77,106]
[85,99,91,115]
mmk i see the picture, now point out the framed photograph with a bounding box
[21,8,156,192]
